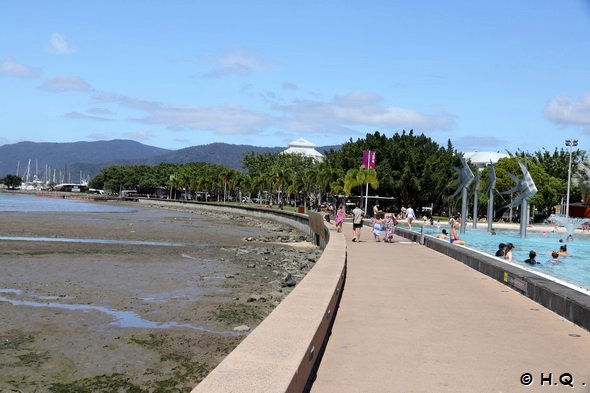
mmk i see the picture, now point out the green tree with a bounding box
[2,174,22,189]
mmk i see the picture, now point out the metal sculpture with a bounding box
[504,162,537,238]
[451,155,475,234]
[472,173,480,229]
[486,163,497,233]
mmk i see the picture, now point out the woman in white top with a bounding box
[405,205,416,230]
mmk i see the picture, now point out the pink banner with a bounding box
[362,150,376,169]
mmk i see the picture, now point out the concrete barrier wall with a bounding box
[138,200,346,392]
[394,225,590,332]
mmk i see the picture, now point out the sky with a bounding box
[1,1,590,154]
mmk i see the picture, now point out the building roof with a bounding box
[282,138,324,161]
[463,151,509,168]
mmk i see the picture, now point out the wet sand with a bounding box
[0,201,320,392]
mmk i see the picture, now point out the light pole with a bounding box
[565,139,578,218]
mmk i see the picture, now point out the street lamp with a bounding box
[565,139,578,218]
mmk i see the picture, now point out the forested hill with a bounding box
[0,140,170,179]
[0,139,340,179]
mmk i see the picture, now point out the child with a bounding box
[503,243,515,261]
[372,213,384,242]
[335,204,344,233]
[524,250,539,265]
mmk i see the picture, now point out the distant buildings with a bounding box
[282,138,324,161]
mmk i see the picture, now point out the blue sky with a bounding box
[1,1,590,153]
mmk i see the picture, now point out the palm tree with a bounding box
[167,174,178,199]
[344,166,379,210]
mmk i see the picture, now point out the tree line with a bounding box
[8,130,582,222]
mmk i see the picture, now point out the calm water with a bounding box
[406,222,590,292]
[0,192,136,213]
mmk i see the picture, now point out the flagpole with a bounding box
[365,182,369,213]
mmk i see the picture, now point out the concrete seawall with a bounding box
[394,225,590,332]
[136,200,346,392]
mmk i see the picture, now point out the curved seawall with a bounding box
[137,200,346,392]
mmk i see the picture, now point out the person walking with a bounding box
[352,202,364,242]
[383,208,396,243]
[372,213,384,242]
[335,203,344,233]
[405,205,416,230]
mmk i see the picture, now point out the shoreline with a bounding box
[0,199,321,392]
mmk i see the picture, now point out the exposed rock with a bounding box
[247,294,266,302]
[281,273,296,287]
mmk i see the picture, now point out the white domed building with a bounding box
[282,138,324,162]
[463,151,509,170]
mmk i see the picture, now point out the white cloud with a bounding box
[87,88,452,140]
[139,104,272,134]
[453,136,507,151]
[282,82,298,91]
[40,76,92,92]
[545,94,590,131]
[87,107,115,116]
[87,132,108,141]
[275,92,455,134]
[123,130,153,141]
[202,49,268,78]
[1,58,39,78]
[49,33,74,54]
[65,112,111,121]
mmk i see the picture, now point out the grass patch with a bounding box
[0,334,34,351]
[211,303,263,325]
[48,373,145,393]
[15,351,50,367]
[129,333,166,349]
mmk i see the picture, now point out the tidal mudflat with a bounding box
[0,202,320,392]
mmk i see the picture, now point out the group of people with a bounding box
[335,203,576,268]
[333,201,412,243]
[370,210,399,242]
[494,242,569,265]
[435,216,466,245]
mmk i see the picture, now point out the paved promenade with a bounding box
[311,223,590,393]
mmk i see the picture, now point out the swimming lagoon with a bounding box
[403,222,590,292]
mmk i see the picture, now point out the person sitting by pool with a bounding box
[449,223,465,245]
[503,243,515,261]
[436,229,448,239]
[549,251,560,264]
[495,243,506,257]
[524,250,539,265]
[558,244,570,256]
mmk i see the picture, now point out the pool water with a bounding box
[404,223,590,292]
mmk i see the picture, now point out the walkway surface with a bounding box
[311,223,590,393]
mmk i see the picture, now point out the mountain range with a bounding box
[0,139,339,182]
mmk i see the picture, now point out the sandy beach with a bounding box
[0,201,320,392]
